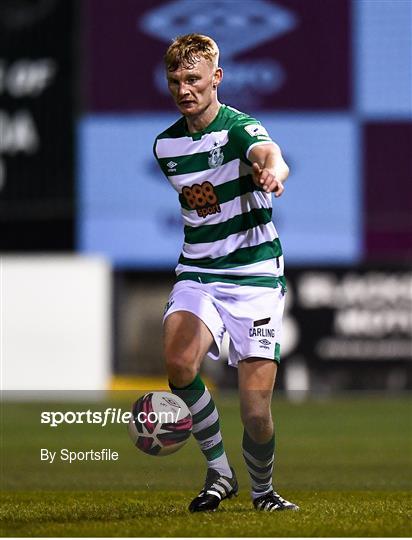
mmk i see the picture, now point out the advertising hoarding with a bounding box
[0,0,75,249]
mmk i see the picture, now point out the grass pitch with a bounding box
[1,394,411,537]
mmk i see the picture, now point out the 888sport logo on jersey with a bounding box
[182,181,221,219]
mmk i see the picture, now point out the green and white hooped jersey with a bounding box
[153,104,285,290]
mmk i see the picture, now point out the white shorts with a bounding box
[163,280,285,368]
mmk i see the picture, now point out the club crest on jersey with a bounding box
[208,144,224,169]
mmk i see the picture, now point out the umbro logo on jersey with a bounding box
[167,160,177,172]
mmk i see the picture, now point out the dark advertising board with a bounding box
[84,0,350,112]
[284,267,412,365]
[0,0,75,250]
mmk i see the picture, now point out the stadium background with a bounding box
[2,0,411,392]
[1,0,411,537]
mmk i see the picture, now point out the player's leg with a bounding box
[215,283,298,511]
[163,287,238,511]
[164,309,210,387]
[165,310,233,474]
[238,358,298,511]
[238,358,277,496]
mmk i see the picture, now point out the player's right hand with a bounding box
[252,162,284,197]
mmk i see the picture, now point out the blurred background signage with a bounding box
[0,0,75,250]
[85,0,350,111]
[287,268,412,363]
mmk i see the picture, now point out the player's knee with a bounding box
[242,412,273,443]
[165,351,197,386]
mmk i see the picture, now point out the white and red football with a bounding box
[128,391,192,456]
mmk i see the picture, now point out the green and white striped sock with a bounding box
[242,429,274,498]
[170,374,232,478]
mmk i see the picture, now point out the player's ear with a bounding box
[213,67,223,88]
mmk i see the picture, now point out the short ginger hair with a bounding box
[164,33,219,72]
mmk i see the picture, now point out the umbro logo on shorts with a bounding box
[259,338,271,350]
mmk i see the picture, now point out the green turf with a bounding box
[1,394,411,536]
[1,490,411,537]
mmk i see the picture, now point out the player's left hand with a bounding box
[252,163,284,197]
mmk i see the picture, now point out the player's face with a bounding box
[167,57,219,117]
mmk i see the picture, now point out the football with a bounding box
[128,391,192,456]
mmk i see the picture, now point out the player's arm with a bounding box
[249,142,289,197]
